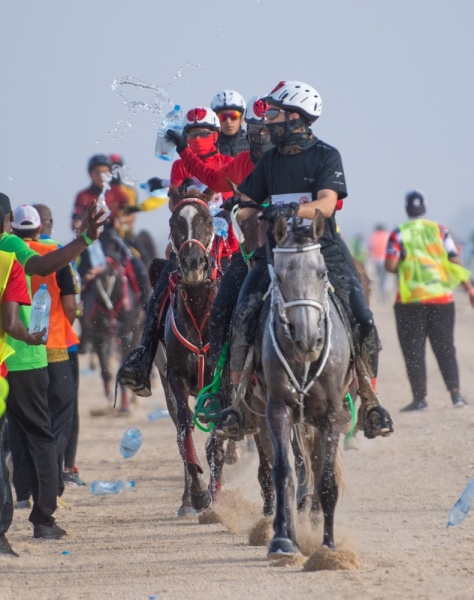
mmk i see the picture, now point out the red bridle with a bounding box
[169,198,214,257]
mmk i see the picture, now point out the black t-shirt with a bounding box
[56,263,76,297]
[238,138,347,258]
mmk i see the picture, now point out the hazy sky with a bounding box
[2,0,473,253]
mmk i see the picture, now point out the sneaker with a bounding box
[0,535,19,557]
[15,499,32,509]
[451,392,468,408]
[63,470,86,487]
[33,522,67,540]
[400,399,428,412]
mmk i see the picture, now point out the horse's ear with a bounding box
[168,185,180,209]
[311,209,326,241]
[226,179,242,197]
[274,216,288,246]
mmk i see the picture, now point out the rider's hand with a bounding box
[122,204,141,215]
[259,202,300,222]
[28,329,47,346]
[82,201,107,241]
[165,129,188,154]
[220,196,240,212]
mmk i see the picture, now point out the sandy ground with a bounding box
[2,285,474,600]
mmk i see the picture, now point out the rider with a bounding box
[117,107,236,397]
[211,90,249,157]
[218,80,392,440]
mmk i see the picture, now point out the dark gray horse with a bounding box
[253,210,352,557]
[155,192,226,516]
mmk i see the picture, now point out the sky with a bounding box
[1,0,474,256]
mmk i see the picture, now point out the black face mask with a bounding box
[265,116,315,155]
[247,127,273,163]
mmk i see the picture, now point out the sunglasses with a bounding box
[217,110,242,122]
[186,129,214,139]
[263,108,287,121]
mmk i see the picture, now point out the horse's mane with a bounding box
[168,180,214,211]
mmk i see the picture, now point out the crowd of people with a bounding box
[1,82,473,557]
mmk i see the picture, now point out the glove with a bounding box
[166,129,188,153]
[220,196,240,212]
[259,202,300,222]
[214,209,231,224]
[147,177,165,192]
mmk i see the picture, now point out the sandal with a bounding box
[363,405,394,439]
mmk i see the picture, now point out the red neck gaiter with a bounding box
[188,132,218,157]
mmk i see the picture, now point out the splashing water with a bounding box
[97,171,112,219]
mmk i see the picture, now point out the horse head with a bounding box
[168,187,214,285]
[272,209,328,362]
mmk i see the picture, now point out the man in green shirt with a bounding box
[0,192,104,540]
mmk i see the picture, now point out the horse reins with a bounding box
[268,242,332,423]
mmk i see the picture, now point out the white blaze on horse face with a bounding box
[180,205,199,240]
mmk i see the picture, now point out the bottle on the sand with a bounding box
[90,480,135,496]
[447,477,474,526]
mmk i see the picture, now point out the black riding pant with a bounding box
[210,252,249,367]
[394,302,459,403]
[230,246,374,372]
[7,368,58,526]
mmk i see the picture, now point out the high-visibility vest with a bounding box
[27,240,77,361]
[398,219,470,303]
[0,250,16,416]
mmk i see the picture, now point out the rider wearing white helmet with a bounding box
[219,80,393,440]
[211,90,250,157]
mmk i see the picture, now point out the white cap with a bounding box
[12,205,41,230]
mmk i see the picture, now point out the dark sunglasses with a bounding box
[186,129,214,139]
[217,110,242,122]
[264,108,287,121]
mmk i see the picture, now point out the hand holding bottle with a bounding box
[165,129,188,154]
[27,330,47,346]
[80,201,109,242]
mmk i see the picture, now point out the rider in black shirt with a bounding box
[220,80,392,440]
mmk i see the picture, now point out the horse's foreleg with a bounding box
[205,433,225,502]
[169,371,211,512]
[267,400,296,558]
[254,429,275,517]
[318,432,340,550]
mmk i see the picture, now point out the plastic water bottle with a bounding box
[155,104,184,161]
[29,284,51,342]
[447,477,474,526]
[88,240,107,270]
[90,480,135,496]
[140,180,170,197]
[213,217,229,240]
[119,428,143,459]
[147,408,170,422]
[208,195,223,216]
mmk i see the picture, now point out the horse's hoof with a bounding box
[177,505,196,518]
[191,490,212,512]
[323,540,336,551]
[267,537,296,559]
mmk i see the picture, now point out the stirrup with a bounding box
[215,408,244,441]
[364,405,394,439]
[194,393,220,425]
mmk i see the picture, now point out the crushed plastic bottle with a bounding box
[447,477,474,527]
[213,217,229,239]
[119,428,143,459]
[90,480,135,496]
[29,284,51,343]
[155,104,184,161]
[147,408,170,422]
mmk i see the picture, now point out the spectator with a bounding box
[369,224,390,302]
[385,190,474,411]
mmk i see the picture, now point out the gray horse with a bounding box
[254,210,353,557]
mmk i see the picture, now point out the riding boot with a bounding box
[116,267,172,397]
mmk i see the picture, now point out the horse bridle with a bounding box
[169,198,215,259]
[268,242,332,422]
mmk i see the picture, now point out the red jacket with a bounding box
[170,152,234,200]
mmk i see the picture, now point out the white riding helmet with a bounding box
[244,97,269,125]
[263,81,322,123]
[211,90,246,113]
[184,107,220,132]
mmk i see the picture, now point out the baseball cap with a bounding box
[405,189,426,217]
[0,193,12,214]
[12,205,41,230]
